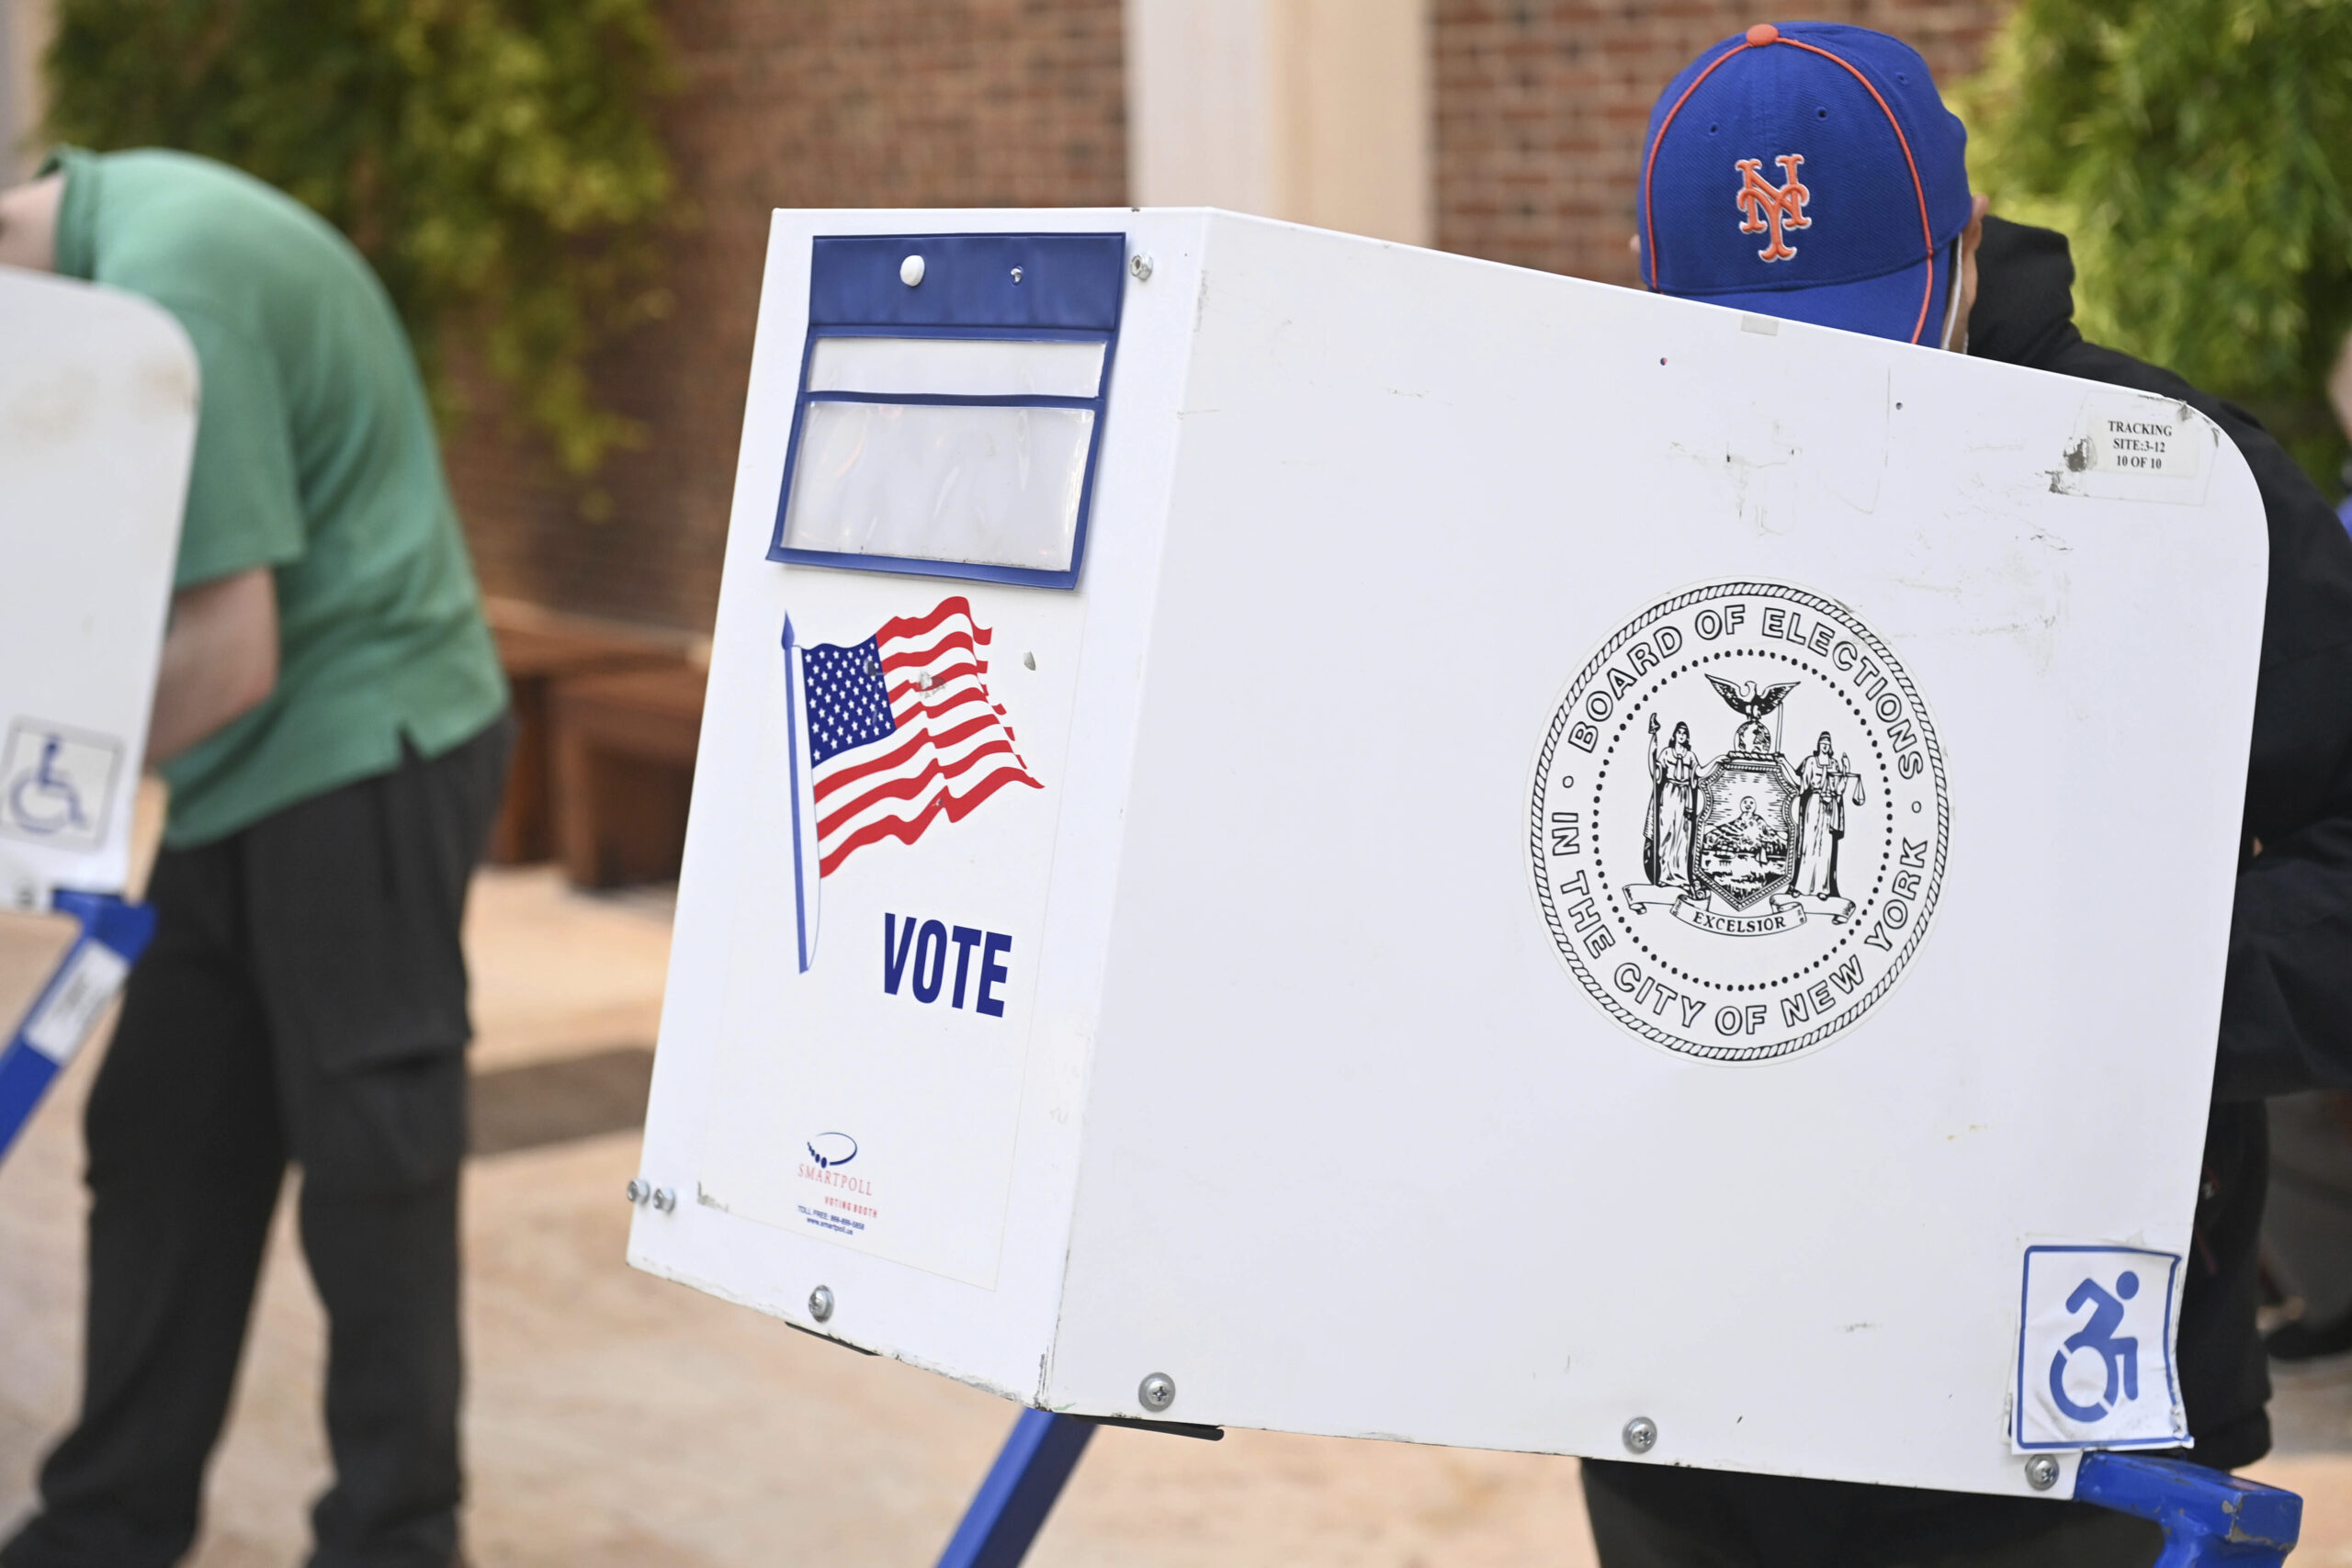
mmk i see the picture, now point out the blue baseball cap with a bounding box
[1637,22,1973,346]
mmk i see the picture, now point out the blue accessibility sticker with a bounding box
[2015,1244,2186,1451]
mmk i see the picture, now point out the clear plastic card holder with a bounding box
[770,232,1127,591]
[785,403,1095,574]
[807,337,1106,399]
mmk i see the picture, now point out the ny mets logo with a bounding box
[1735,153,1812,262]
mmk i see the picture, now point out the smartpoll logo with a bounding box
[797,1129,876,1239]
[805,1132,858,1170]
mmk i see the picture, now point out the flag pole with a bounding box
[782,614,820,972]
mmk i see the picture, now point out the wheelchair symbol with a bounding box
[2049,1269,2141,1424]
[7,735,90,837]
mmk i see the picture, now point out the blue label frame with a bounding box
[769,232,1128,592]
[2014,1243,2185,1452]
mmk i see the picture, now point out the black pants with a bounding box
[1581,1460,2164,1568]
[3,717,512,1568]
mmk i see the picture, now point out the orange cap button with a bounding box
[1746,22,1780,45]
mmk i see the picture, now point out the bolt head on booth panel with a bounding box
[0,268,195,908]
[629,209,2264,1499]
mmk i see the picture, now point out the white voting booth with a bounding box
[629,209,2267,1503]
[0,267,192,906]
[0,266,194,1147]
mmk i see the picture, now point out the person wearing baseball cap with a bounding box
[1586,21,2352,1567]
[1635,21,1982,350]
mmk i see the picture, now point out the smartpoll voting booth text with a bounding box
[628,209,2300,1555]
[0,266,194,1157]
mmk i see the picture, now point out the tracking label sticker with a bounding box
[2050,391,2216,505]
[23,940,131,1065]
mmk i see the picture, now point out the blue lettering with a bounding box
[949,925,983,1008]
[887,913,1014,1015]
[882,913,917,993]
[911,920,948,1003]
[977,932,1012,1018]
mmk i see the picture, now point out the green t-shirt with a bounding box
[47,146,507,848]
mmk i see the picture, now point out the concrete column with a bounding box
[1125,0,1430,247]
[1,0,55,184]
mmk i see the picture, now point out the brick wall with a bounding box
[446,0,1128,634]
[1433,2,2013,286]
[452,1,2012,633]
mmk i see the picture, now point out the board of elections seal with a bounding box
[1529,581,1949,1063]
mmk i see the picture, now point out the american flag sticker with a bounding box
[782,597,1043,970]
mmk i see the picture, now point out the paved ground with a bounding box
[0,866,1597,1568]
[4,857,2352,1565]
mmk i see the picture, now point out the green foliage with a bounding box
[1962,0,2352,492]
[43,0,677,482]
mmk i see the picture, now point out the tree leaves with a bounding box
[1962,0,2352,491]
[45,0,675,481]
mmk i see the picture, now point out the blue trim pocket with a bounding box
[771,232,1127,591]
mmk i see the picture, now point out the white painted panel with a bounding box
[0,266,194,906]
[634,208,2266,1504]
[628,209,1209,1402]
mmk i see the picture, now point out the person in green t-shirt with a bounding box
[0,150,511,1568]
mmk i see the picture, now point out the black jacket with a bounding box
[1971,216,2352,1467]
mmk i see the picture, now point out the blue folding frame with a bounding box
[0,890,155,1165]
[770,232,1128,592]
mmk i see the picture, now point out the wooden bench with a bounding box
[481,600,691,864]
[549,663,708,888]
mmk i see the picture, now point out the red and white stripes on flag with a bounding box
[783,597,1041,969]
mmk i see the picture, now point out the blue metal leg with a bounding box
[2075,1450,2301,1565]
[933,1417,2307,1567]
[934,1410,1097,1568]
[0,891,154,1164]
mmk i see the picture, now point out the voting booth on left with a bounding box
[631,206,2269,1506]
[0,266,196,1152]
